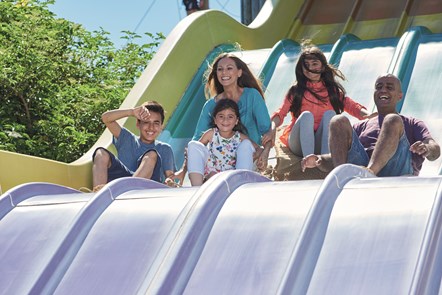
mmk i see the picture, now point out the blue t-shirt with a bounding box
[113,128,176,180]
[192,87,271,145]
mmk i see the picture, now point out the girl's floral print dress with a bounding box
[205,128,241,176]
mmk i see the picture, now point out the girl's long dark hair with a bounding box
[205,52,265,99]
[210,99,248,135]
[288,44,346,117]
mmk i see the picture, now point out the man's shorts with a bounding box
[347,130,413,176]
[92,148,162,183]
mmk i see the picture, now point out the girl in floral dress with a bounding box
[187,99,256,186]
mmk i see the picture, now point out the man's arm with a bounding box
[102,105,150,139]
[410,139,441,161]
[425,139,441,161]
[301,154,335,173]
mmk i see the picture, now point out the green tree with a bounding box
[0,0,164,162]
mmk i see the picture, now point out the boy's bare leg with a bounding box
[367,114,403,175]
[134,150,158,179]
[329,115,353,168]
[93,149,111,187]
[189,173,204,186]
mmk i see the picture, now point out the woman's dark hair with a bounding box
[288,42,347,117]
[205,52,265,99]
[210,99,248,134]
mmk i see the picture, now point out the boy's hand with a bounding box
[133,105,151,122]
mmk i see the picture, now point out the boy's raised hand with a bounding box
[133,105,151,122]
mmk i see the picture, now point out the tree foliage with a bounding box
[0,0,164,162]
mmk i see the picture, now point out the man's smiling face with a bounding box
[374,74,403,115]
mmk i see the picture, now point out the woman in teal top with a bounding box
[187,53,272,183]
[184,52,272,185]
[193,87,270,145]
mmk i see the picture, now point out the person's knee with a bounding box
[330,114,349,124]
[140,150,158,164]
[93,148,111,165]
[188,140,204,151]
[188,140,209,159]
[382,113,404,131]
[330,114,351,130]
[237,139,255,156]
[187,140,209,175]
[298,111,314,125]
[330,115,353,147]
[238,139,254,150]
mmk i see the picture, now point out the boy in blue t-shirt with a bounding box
[92,101,176,191]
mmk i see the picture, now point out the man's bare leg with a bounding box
[329,115,353,168]
[367,114,404,175]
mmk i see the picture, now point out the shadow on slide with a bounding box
[0,0,441,191]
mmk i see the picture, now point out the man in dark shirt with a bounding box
[301,73,440,176]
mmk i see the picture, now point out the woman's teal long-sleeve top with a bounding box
[192,87,271,145]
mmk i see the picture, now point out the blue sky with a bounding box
[49,0,241,47]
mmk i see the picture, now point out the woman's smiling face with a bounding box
[216,57,242,87]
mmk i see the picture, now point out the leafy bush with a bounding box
[0,0,164,162]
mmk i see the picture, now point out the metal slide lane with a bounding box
[182,180,323,294]
[51,186,198,295]
[278,164,374,294]
[262,39,301,117]
[305,176,442,295]
[398,31,442,176]
[141,170,271,294]
[0,183,89,295]
[26,178,170,295]
[330,34,399,116]
[0,182,81,220]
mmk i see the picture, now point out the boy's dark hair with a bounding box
[210,99,248,135]
[142,101,165,124]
